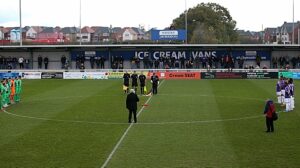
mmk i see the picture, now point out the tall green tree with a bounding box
[172,3,239,44]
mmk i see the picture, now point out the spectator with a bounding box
[279,56,285,68]
[18,57,24,69]
[100,56,105,69]
[80,62,85,71]
[44,57,49,69]
[38,55,43,69]
[61,55,66,69]
[256,55,261,67]
[0,56,4,69]
[25,58,30,69]
[12,57,18,69]
[95,57,100,69]
[291,56,297,69]
[90,56,95,69]
[272,57,278,69]
[201,57,207,69]
[194,56,200,69]
[238,56,244,69]
[154,59,159,69]
[75,56,80,69]
[180,56,185,69]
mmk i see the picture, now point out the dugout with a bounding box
[0,44,299,69]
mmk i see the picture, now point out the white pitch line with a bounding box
[2,110,277,125]
[100,80,165,168]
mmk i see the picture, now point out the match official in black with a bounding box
[139,72,146,95]
[131,71,138,92]
[151,73,159,95]
[123,71,130,93]
[126,89,139,123]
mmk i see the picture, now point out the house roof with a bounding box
[31,26,44,33]
[0,27,9,33]
[123,28,138,35]
[81,27,95,33]
[131,27,145,35]
[281,22,295,33]
[41,27,57,33]
[91,26,109,34]
[61,27,79,34]
[264,28,277,35]
[111,27,122,33]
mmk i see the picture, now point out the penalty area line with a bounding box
[100,80,165,168]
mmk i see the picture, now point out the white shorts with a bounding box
[276,92,281,96]
[281,90,285,96]
[285,98,291,104]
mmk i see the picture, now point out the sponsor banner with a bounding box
[214,72,246,79]
[83,72,108,79]
[165,72,200,80]
[63,72,83,79]
[147,72,166,79]
[63,72,108,79]
[246,72,278,79]
[278,72,293,78]
[151,30,187,41]
[278,71,300,79]
[21,72,42,79]
[41,72,63,79]
[201,72,216,79]
[108,72,125,79]
[0,72,19,79]
[292,73,300,79]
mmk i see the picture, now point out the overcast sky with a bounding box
[0,0,299,31]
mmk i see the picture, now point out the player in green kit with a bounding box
[5,79,11,105]
[15,76,22,102]
[0,80,4,110]
[1,80,8,108]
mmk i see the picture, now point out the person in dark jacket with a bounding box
[123,71,130,94]
[126,89,139,123]
[38,55,43,69]
[151,73,159,94]
[264,99,276,133]
[44,57,49,69]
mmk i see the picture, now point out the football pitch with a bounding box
[0,79,300,167]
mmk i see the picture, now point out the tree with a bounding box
[172,3,239,44]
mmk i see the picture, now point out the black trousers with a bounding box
[128,110,137,123]
[266,117,274,132]
[152,85,158,94]
[140,86,144,95]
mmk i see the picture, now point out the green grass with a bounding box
[0,79,300,167]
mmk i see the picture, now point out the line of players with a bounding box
[276,76,294,112]
[1,77,22,110]
[123,71,159,95]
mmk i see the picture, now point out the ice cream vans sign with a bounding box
[134,51,216,60]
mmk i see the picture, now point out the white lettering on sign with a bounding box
[159,31,178,36]
[85,51,96,56]
[191,51,217,58]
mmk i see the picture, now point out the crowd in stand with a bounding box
[0,56,30,69]
[1,54,300,70]
[272,56,300,69]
